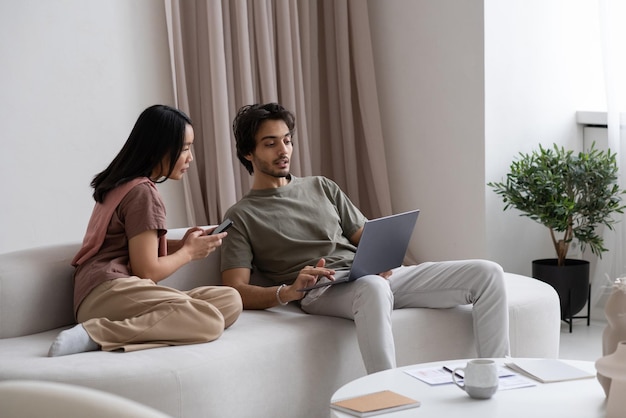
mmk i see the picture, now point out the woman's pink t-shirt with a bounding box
[72,181,167,314]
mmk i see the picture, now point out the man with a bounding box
[220,102,510,374]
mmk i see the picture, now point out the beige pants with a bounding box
[78,277,242,352]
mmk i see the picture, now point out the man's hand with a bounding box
[378,270,393,280]
[284,259,335,302]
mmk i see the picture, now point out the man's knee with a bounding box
[472,260,505,285]
[353,276,393,306]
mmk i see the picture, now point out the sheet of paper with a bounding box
[404,362,536,390]
[441,361,516,379]
[404,367,455,385]
[497,374,537,390]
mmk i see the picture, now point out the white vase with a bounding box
[598,278,626,396]
[596,341,626,418]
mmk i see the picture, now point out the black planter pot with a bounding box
[531,258,590,329]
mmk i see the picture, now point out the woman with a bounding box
[48,104,242,356]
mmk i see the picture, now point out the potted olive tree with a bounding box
[488,143,625,326]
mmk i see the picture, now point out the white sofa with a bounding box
[0,228,561,418]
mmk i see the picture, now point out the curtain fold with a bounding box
[592,0,626,308]
[165,0,393,226]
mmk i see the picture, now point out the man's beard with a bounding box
[257,158,289,178]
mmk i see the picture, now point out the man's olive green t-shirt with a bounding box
[220,175,367,284]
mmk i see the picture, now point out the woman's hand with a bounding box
[167,226,206,254]
[182,229,226,261]
[181,226,206,244]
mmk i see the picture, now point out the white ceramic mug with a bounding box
[452,359,499,399]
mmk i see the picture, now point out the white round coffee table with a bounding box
[331,359,605,417]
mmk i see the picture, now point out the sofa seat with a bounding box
[0,228,561,418]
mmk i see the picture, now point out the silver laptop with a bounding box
[299,209,420,291]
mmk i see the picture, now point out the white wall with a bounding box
[484,0,605,275]
[0,0,187,254]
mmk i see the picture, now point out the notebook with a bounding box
[330,390,420,417]
[299,209,419,291]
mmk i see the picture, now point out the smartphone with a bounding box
[211,218,234,235]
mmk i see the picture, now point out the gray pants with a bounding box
[300,259,510,374]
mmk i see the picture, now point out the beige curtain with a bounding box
[165,0,392,225]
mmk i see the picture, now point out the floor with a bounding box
[558,318,604,362]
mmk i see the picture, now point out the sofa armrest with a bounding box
[0,244,78,338]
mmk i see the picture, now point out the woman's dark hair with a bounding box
[91,104,192,202]
[232,102,295,174]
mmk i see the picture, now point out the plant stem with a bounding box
[550,226,571,267]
